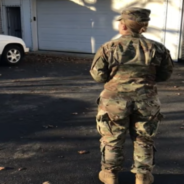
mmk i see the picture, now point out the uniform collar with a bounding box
[121,33,144,38]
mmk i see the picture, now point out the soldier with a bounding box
[90,7,173,184]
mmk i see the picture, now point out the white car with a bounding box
[0,35,29,65]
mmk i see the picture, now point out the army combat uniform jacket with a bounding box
[90,34,173,97]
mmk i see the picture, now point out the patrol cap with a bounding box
[117,7,151,22]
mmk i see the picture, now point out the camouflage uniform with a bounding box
[90,8,173,175]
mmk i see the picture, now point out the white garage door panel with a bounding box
[37,0,117,53]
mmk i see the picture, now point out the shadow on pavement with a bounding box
[0,93,93,142]
[119,172,184,184]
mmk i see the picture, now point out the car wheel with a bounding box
[2,45,24,65]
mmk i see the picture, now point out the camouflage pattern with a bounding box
[117,7,151,22]
[90,34,173,174]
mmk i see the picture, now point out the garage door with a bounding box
[37,0,118,53]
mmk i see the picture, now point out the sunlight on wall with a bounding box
[69,0,96,11]
[110,0,183,60]
[143,2,166,43]
[111,0,165,43]
[164,0,183,60]
[91,37,95,53]
[84,0,97,4]
[111,0,131,12]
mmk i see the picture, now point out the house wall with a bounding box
[0,0,2,33]
[0,9,2,34]
[164,0,183,61]
[1,0,32,49]
[180,8,184,60]
[36,0,168,54]
[0,0,183,60]
[182,35,184,60]
[35,0,183,61]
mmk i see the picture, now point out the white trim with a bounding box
[0,0,2,33]
[179,2,184,59]
[2,2,7,35]
[164,0,183,61]
[177,0,183,60]
[162,0,169,44]
[30,0,38,51]
[0,1,4,34]
[20,0,25,41]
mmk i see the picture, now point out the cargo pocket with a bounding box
[145,97,163,137]
[98,98,131,122]
[96,112,113,136]
[143,111,163,137]
[96,97,131,137]
[134,97,163,137]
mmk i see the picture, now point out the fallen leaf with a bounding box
[177,93,181,96]
[72,112,78,115]
[18,167,27,171]
[58,155,65,158]
[174,86,178,88]
[42,125,49,129]
[43,182,51,184]
[48,125,54,128]
[43,125,54,129]
[0,167,6,171]
[78,150,90,154]
[180,127,184,129]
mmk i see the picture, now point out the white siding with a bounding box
[164,0,183,61]
[180,7,184,60]
[21,0,32,49]
[37,0,119,53]
[30,0,38,51]
[2,0,21,6]
[36,0,183,60]
[0,0,2,33]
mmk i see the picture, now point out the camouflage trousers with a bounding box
[96,91,163,174]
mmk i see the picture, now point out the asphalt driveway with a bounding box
[0,53,184,184]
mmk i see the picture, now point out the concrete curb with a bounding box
[28,51,95,59]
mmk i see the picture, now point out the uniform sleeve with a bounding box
[155,48,174,82]
[90,46,109,83]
